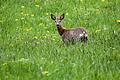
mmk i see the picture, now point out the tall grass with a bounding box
[0,0,120,80]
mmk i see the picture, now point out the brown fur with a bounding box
[51,14,88,44]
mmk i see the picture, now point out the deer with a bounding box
[51,13,88,45]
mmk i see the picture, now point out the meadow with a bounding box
[0,0,120,80]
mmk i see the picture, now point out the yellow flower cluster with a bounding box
[101,0,105,2]
[42,71,49,76]
[116,20,120,23]
[35,4,40,8]
[15,5,39,22]
[24,27,32,32]
[21,6,25,8]
[95,29,101,33]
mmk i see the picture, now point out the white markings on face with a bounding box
[55,20,61,26]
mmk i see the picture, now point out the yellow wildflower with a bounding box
[18,58,29,62]
[51,61,53,64]
[3,63,7,66]
[95,29,101,33]
[21,12,24,15]
[66,13,68,15]
[15,19,18,21]
[21,6,25,8]
[34,36,38,39]
[39,23,43,26]
[35,4,40,8]
[112,48,115,49]
[116,20,120,22]
[46,13,49,16]
[24,13,29,16]
[42,71,49,76]
[52,38,55,41]
[25,27,32,32]
[44,36,47,38]
[31,14,35,17]
[21,17,24,20]
[47,30,49,33]
[101,0,105,2]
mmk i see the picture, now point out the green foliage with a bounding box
[0,0,120,80]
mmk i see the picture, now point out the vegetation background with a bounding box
[0,0,120,80]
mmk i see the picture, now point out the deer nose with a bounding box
[56,24,59,26]
[56,23,60,26]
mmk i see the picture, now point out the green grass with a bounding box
[0,0,120,80]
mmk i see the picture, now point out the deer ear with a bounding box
[60,13,65,20]
[51,14,56,20]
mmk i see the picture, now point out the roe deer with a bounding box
[51,13,88,45]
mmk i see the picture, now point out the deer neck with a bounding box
[57,26,65,36]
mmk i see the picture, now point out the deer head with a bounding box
[51,13,64,28]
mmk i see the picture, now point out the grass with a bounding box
[0,0,120,80]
